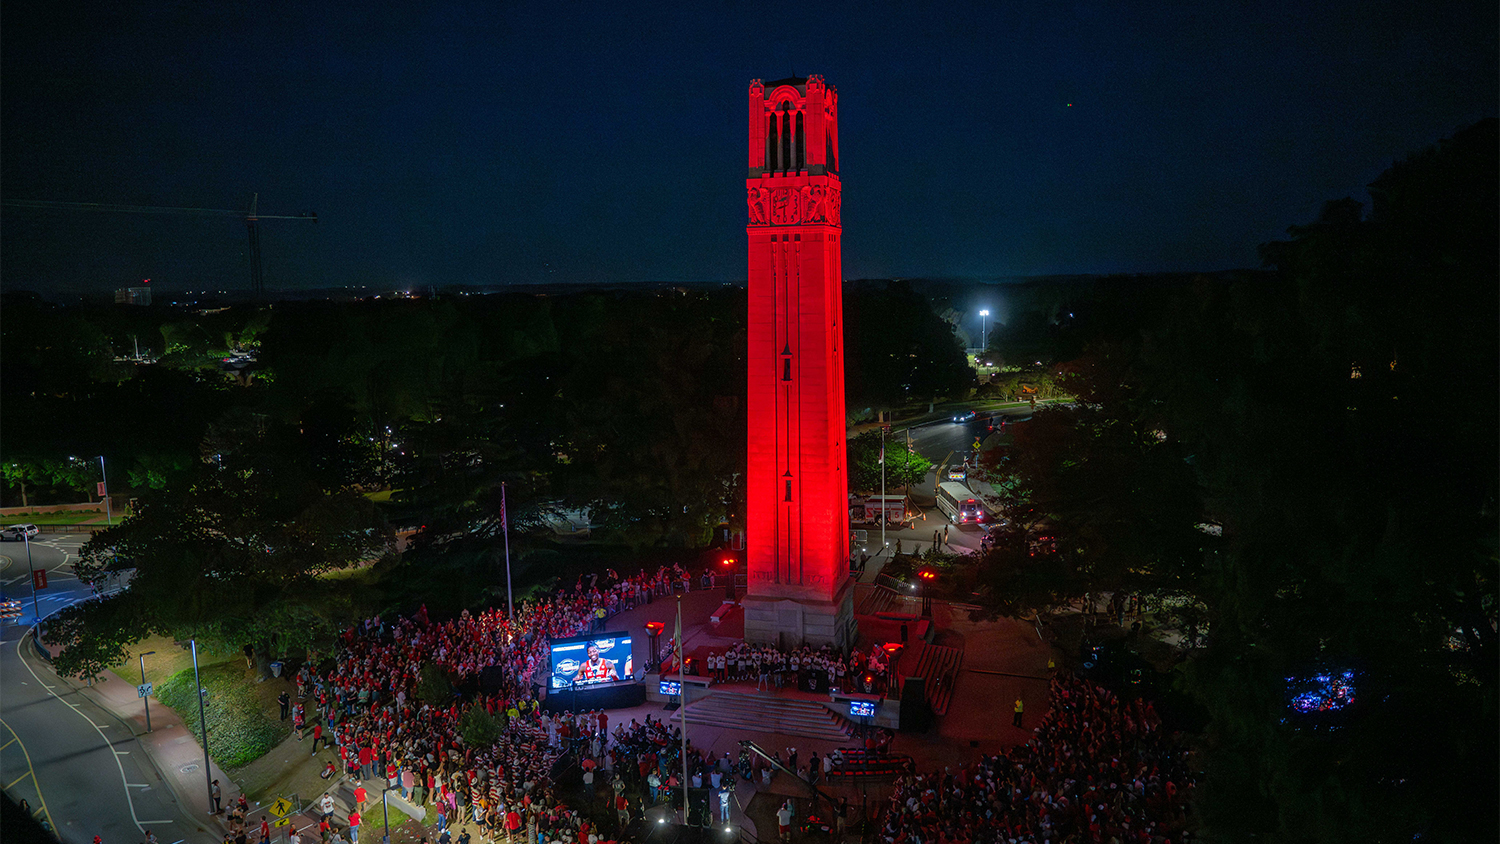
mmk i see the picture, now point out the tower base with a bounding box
[743,578,857,651]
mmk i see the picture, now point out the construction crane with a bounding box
[2,194,316,297]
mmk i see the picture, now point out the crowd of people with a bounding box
[702,640,895,695]
[253,558,1197,844]
[878,671,1194,844]
[277,564,703,844]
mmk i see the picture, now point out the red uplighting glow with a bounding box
[744,75,848,603]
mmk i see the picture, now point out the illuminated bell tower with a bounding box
[743,75,854,649]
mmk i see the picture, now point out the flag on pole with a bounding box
[501,482,508,531]
[878,443,885,464]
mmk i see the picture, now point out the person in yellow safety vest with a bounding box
[1013,697,1024,728]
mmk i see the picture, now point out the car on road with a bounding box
[2,524,40,540]
[952,410,977,423]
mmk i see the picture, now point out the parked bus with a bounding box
[935,482,985,525]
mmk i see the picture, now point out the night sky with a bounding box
[3,1,1494,296]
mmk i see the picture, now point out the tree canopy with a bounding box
[970,120,1497,841]
[53,429,392,679]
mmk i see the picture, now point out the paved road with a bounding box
[0,534,212,844]
[849,408,1037,577]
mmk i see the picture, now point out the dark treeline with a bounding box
[970,120,1497,841]
[4,281,969,675]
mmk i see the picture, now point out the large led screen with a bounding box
[548,633,634,690]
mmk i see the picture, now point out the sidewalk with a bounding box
[33,629,244,840]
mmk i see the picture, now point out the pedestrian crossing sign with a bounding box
[269,797,293,817]
[274,818,291,828]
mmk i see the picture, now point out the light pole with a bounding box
[98,455,112,526]
[978,310,990,353]
[189,639,213,813]
[139,650,157,732]
[879,426,888,553]
[382,788,391,844]
[21,532,40,622]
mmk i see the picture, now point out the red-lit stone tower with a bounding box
[743,75,854,649]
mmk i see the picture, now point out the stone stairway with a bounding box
[906,642,964,715]
[856,584,903,616]
[671,690,854,742]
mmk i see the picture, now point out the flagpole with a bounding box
[880,427,887,552]
[677,596,689,823]
[502,481,513,618]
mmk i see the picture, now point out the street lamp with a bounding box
[21,532,39,622]
[917,568,936,618]
[721,555,737,601]
[138,650,157,732]
[978,310,990,353]
[187,639,213,813]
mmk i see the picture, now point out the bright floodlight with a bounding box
[979,309,989,316]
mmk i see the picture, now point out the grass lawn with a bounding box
[109,634,218,687]
[4,511,106,525]
[112,636,293,769]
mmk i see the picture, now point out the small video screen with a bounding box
[849,699,877,717]
[659,679,682,696]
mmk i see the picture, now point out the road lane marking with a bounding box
[0,737,15,751]
[0,718,55,831]
[16,611,148,835]
[5,771,31,789]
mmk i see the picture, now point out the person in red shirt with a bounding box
[353,784,367,812]
[616,792,630,828]
[259,816,271,844]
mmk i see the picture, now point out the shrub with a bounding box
[414,661,453,704]
[459,705,506,748]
